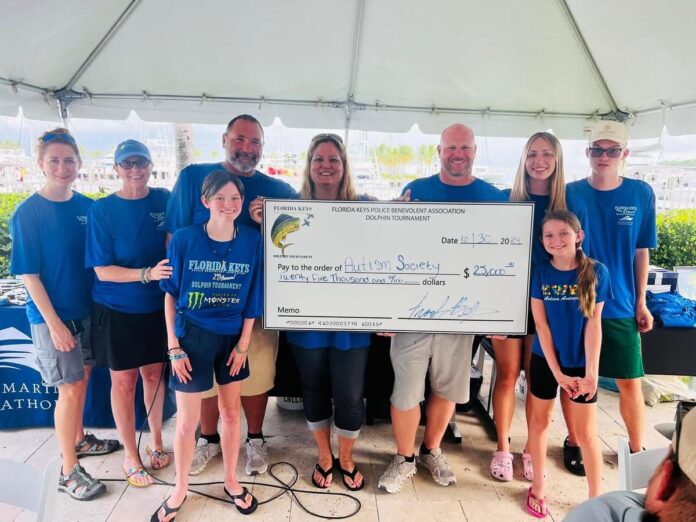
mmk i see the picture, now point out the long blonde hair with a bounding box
[542,210,597,318]
[510,132,566,211]
[300,134,358,201]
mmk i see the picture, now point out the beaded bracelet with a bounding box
[169,352,189,361]
[140,267,151,284]
[167,347,182,353]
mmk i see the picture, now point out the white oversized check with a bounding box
[263,199,533,334]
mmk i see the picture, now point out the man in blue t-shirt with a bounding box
[566,121,657,471]
[164,114,297,477]
[379,123,507,493]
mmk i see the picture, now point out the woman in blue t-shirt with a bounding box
[9,128,118,501]
[287,134,372,491]
[85,140,172,487]
[154,171,262,520]
[490,132,567,482]
[525,210,611,519]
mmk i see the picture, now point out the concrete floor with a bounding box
[0,384,676,522]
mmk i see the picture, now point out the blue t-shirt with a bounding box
[531,260,611,367]
[85,189,170,314]
[402,174,507,202]
[566,178,657,319]
[160,223,263,337]
[163,163,298,232]
[10,192,93,323]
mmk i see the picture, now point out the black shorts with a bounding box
[91,303,167,371]
[169,321,250,393]
[529,353,597,404]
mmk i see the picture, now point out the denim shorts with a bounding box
[30,317,94,387]
[169,321,249,393]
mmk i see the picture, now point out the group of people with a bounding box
[10,113,693,521]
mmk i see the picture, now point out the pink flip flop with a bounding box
[525,486,547,519]
[490,450,513,481]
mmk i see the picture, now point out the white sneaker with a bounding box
[189,438,221,476]
[245,437,268,475]
[378,455,416,493]
[418,447,456,486]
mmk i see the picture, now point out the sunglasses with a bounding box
[311,133,344,144]
[41,132,78,147]
[118,158,151,170]
[588,146,624,158]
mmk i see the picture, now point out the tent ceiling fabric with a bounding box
[1,0,695,138]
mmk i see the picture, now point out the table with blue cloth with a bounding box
[0,305,176,430]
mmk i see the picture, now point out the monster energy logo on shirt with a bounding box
[187,291,241,310]
[188,291,205,309]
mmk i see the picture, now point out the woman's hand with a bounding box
[575,375,598,400]
[249,197,264,225]
[227,344,249,376]
[170,349,192,383]
[49,322,77,352]
[148,259,173,281]
[556,372,580,398]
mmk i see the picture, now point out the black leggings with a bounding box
[290,345,370,437]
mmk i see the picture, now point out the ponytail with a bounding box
[575,246,597,318]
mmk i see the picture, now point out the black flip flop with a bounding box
[334,458,365,491]
[311,461,334,489]
[563,436,586,476]
[224,486,258,515]
[150,495,186,522]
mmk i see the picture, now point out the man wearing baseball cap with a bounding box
[564,121,657,475]
[564,403,696,520]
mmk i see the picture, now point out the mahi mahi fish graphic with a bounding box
[271,214,300,256]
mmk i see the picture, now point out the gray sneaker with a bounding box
[245,437,268,475]
[378,455,416,493]
[57,463,106,501]
[418,447,456,486]
[189,438,221,476]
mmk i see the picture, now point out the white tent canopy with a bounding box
[2,0,695,138]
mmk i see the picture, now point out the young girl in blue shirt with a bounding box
[525,210,611,518]
[154,171,262,520]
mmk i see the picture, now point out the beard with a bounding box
[229,151,258,173]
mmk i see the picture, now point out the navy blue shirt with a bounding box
[531,260,611,367]
[161,223,263,337]
[10,192,93,323]
[566,178,657,319]
[163,163,297,232]
[402,174,507,202]
[85,189,169,313]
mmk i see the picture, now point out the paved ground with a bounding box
[0,382,676,521]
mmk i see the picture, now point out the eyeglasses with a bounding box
[118,158,151,170]
[41,132,78,147]
[588,146,624,158]
[311,133,344,144]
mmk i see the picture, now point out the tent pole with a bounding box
[343,0,366,143]
[556,0,619,114]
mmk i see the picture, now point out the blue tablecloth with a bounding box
[0,305,176,429]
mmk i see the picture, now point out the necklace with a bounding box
[203,222,237,259]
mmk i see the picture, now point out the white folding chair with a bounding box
[0,456,61,521]
[617,438,669,490]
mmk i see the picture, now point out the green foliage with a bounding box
[651,208,696,268]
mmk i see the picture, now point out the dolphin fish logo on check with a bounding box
[271,214,301,256]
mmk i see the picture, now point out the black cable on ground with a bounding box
[97,362,362,519]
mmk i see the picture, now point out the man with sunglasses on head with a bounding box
[564,403,696,521]
[378,123,507,493]
[564,121,657,474]
[164,114,297,477]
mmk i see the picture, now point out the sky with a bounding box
[3,110,696,173]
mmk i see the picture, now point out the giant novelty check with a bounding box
[263,199,533,334]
